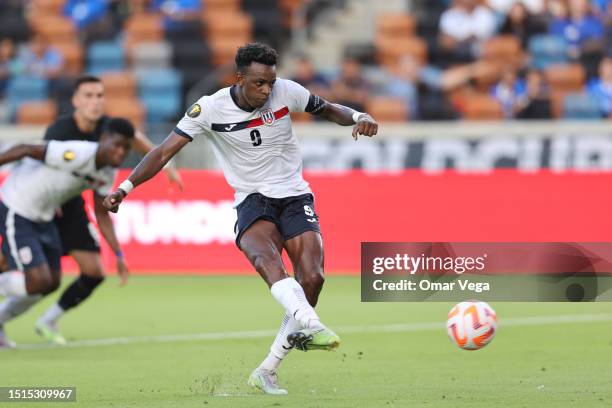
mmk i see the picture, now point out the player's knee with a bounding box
[245,249,285,285]
[81,265,106,278]
[27,273,56,295]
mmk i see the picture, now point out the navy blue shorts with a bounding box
[235,193,321,248]
[0,202,62,272]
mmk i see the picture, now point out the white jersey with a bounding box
[1,141,116,222]
[175,78,314,206]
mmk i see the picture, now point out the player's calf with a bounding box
[296,272,324,307]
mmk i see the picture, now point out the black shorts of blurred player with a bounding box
[235,193,324,306]
[55,195,106,280]
[0,202,62,295]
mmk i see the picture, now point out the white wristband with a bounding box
[118,180,134,195]
[352,111,365,124]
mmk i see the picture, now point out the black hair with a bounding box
[235,42,278,72]
[103,117,135,139]
[73,75,102,94]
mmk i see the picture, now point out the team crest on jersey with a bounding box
[19,246,33,265]
[63,150,75,162]
[187,103,201,118]
[259,108,275,126]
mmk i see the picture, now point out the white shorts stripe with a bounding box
[6,208,24,271]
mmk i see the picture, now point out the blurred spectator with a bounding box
[549,0,604,59]
[587,57,612,117]
[499,2,547,46]
[151,0,201,32]
[330,57,370,112]
[438,0,498,65]
[487,0,545,14]
[595,1,612,52]
[516,69,552,118]
[383,55,494,119]
[290,56,331,100]
[0,39,17,97]
[606,24,612,57]
[592,0,612,15]
[490,67,527,117]
[64,0,115,44]
[64,0,109,29]
[14,35,64,79]
[0,0,25,16]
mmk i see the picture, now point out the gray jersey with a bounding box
[174,78,312,206]
[1,141,117,222]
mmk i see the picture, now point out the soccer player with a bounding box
[0,118,134,348]
[31,75,182,344]
[103,43,378,394]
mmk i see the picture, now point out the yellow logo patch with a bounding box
[63,150,76,162]
[187,103,201,118]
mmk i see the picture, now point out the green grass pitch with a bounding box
[2,275,612,407]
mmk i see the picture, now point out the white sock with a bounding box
[259,313,302,371]
[270,277,325,330]
[38,303,65,325]
[0,271,27,297]
[0,295,42,324]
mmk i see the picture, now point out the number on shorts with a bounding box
[304,205,314,217]
[304,205,317,222]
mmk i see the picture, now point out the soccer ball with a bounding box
[446,300,497,350]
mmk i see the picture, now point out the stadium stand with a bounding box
[17,100,58,125]
[0,0,610,124]
[563,92,603,119]
[87,41,125,74]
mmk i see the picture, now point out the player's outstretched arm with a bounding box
[0,144,46,166]
[103,132,189,213]
[315,103,378,140]
[132,130,184,190]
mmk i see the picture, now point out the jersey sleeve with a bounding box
[173,96,211,141]
[281,79,311,113]
[281,79,327,114]
[44,140,97,171]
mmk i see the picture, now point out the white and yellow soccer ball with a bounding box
[446,300,497,350]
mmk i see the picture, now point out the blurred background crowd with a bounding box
[0,0,610,129]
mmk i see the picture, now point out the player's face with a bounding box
[100,134,132,167]
[73,82,105,122]
[238,62,276,109]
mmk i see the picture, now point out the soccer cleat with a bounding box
[247,368,288,395]
[35,320,67,346]
[287,327,340,351]
[0,324,16,349]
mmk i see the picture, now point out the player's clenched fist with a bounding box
[103,189,126,213]
[352,114,378,140]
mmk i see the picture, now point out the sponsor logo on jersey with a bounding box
[63,150,76,162]
[259,108,275,126]
[211,106,289,132]
[187,103,201,118]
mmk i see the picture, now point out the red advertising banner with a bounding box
[71,170,612,275]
